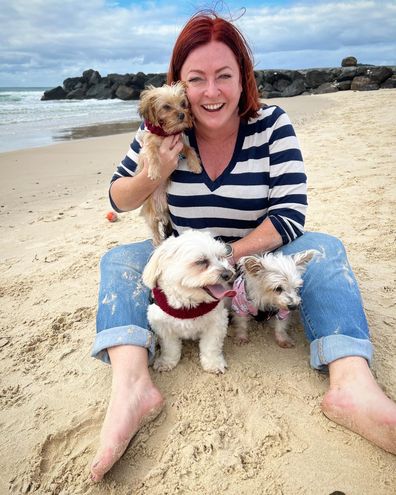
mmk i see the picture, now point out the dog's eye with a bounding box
[181,100,188,109]
[274,286,283,294]
[162,104,171,111]
[195,258,209,268]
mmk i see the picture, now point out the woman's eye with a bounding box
[188,77,202,83]
[219,73,232,79]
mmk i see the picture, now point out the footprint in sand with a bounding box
[9,407,103,494]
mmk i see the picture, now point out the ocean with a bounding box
[0,87,141,153]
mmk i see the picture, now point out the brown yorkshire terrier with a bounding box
[137,82,201,245]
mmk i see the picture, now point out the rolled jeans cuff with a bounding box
[91,325,156,365]
[310,335,373,371]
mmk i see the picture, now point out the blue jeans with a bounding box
[91,233,373,371]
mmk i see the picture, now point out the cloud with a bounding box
[0,0,395,86]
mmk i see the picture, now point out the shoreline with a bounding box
[0,91,336,156]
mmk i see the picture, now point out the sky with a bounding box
[1,0,395,87]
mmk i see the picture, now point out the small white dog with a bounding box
[230,250,317,347]
[142,230,235,374]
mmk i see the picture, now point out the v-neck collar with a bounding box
[187,120,246,192]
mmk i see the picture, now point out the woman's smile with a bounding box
[202,103,225,112]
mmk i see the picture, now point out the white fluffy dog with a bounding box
[230,250,317,347]
[142,230,235,374]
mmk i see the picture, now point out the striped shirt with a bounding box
[110,105,307,245]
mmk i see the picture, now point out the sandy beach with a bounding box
[1,89,395,494]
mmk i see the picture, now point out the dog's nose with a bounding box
[220,270,234,282]
[178,113,185,121]
[287,303,299,311]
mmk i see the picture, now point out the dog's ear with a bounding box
[178,80,188,91]
[142,246,164,289]
[293,249,318,271]
[239,256,263,276]
[139,86,159,124]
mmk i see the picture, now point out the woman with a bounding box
[90,11,396,482]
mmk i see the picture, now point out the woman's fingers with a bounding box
[159,134,184,174]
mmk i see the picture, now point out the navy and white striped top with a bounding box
[110,105,307,245]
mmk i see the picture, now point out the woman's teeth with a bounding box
[202,103,224,112]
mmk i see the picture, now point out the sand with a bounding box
[0,89,395,495]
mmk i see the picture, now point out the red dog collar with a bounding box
[152,287,219,319]
[144,120,181,137]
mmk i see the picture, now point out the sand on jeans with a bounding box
[0,89,395,495]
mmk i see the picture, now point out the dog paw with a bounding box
[153,358,177,372]
[147,169,161,181]
[201,357,227,374]
[233,334,250,345]
[275,336,295,348]
[190,160,202,174]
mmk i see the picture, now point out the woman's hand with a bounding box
[109,134,184,212]
[144,134,184,182]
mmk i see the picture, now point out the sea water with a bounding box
[0,87,140,153]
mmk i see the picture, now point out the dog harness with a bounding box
[152,287,220,319]
[144,120,181,137]
[231,275,290,320]
[231,275,258,317]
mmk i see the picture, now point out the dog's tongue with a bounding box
[277,308,290,320]
[206,284,236,300]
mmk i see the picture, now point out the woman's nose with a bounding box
[204,79,220,97]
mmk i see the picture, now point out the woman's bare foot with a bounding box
[90,346,165,482]
[321,356,396,455]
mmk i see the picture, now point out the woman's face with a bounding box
[180,40,242,133]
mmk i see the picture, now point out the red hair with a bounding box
[167,11,260,120]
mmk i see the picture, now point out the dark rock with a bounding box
[63,77,81,92]
[337,67,358,82]
[364,66,393,84]
[82,69,102,86]
[41,65,395,101]
[329,68,342,79]
[381,75,396,88]
[146,73,166,87]
[262,70,291,85]
[313,82,339,94]
[66,88,86,99]
[74,81,87,91]
[342,56,357,67]
[283,70,304,81]
[273,78,290,92]
[107,73,132,85]
[263,90,283,99]
[86,81,114,99]
[351,76,379,91]
[115,85,140,100]
[336,80,352,91]
[258,82,275,96]
[130,72,147,89]
[254,71,264,87]
[281,79,306,97]
[41,86,67,100]
[305,69,333,88]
